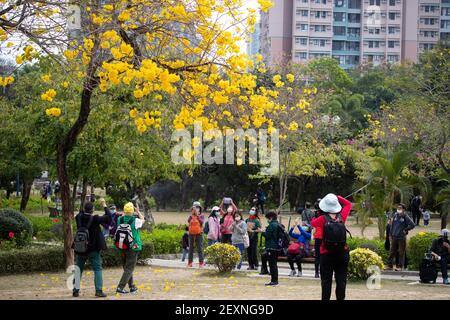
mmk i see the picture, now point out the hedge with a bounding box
[347,237,389,263]
[407,232,438,270]
[0,241,155,275]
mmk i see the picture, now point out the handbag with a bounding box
[243,232,250,248]
[288,242,305,255]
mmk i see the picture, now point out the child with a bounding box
[181,226,189,261]
[422,208,430,227]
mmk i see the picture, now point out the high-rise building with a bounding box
[247,22,262,57]
[260,0,449,69]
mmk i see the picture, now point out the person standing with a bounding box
[301,202,314,228]
[430,229,450,285]
[422,208,430,227]
[220,199,237,244]
[386,204,415,271]
[410,195,422,226]
[246,207,262,270]
[72,199,111,298]
[255,187,266,215]
[207,206,221,246]
[229,212,247,270]
[311,194,352,300]
[187,202,205,268]
[115,202,145,294]
[262,211,280,286]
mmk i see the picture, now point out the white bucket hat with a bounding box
[319,193,342,214]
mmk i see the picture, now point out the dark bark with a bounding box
[442,212,449,230]
[57,83,96,269]
[137,185,154,231]
[19,178,33,212]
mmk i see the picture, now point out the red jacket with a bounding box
[311,196,352,255]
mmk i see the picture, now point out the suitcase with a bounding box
[419,258,438,284]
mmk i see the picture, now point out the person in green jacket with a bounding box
[261,211,280,286]
[115,202,145,294]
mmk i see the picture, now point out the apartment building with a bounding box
[259,0,450,69]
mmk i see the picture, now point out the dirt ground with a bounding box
[150,211,442,240]
[0,266,449,300]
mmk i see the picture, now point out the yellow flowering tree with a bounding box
[2,0,277,267]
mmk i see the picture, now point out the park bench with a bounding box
[48,206,61,217]
[276,250,316,264]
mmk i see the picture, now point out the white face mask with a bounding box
[235,217,241,221]
[249,210,256,215]
[397,209,403,214]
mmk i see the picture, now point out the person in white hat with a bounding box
[311,193,352,300]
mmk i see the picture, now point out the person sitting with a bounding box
[430,229,450,285]
[287,222,311,277]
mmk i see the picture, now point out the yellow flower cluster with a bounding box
[0,76,14,87]
[45,107,61,117]
[15,45,35,65]
[41,89,57,102]
[129,109,162,133]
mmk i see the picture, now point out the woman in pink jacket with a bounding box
[220,199,238,244]
[207,206,221,246]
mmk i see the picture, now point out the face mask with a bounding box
[397,210,403,214]
[227,208,233,214]
[235,217,241,221]
[249,210,256,215]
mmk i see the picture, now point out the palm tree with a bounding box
[354,147,430,238]
[323,94,367,134]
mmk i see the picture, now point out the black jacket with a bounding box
[74,207,111,253]
[430,237,450,258]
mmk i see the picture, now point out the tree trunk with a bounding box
[57,84,96,269]
[19,178,33,212]
[79,178,88,211]
[137,185,154,231]
[71,180,78,214]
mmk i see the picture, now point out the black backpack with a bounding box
[419,256,438,284]
[114,216,135,250]
[73,214,94,255]
[323,213,351,254]
[277,224,290,254]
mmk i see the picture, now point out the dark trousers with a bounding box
[412,210,421,225]
[247,234,259,268]
[266,249,279,283]
[439,256,449,279]
[221,233,232,244]
[320,252,350,301]
[314,239,322,275]
[388,238,406,268]
[257,201,265,215]
[188,234,204,263]
[287,252,304,272]
[118,249,138,289]
[74,251,103,292]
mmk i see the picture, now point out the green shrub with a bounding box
[0,195,44,212]
[347,237,388,263]
[407,232,438,270]
[0,208,33,246]
[141,228,185,254]
[204,243,241,273]
[27,216,56,236]
[348,248,384,280]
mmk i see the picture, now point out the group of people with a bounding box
[71,198,145,298]
[182,193,353,300]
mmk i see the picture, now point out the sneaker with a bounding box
[199,262,205,268]
[297,271,302,277]
[95,290,107,298]
[72,289,79,298]
[265,282,279,286]
[384,266,393,271]
[444,278,449,285]
[116,288,129,295]
[314,273,320,278]
[394,267,403,272]
[289,270,296,277]
[187,262,193,268]
[129,286,138,294]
